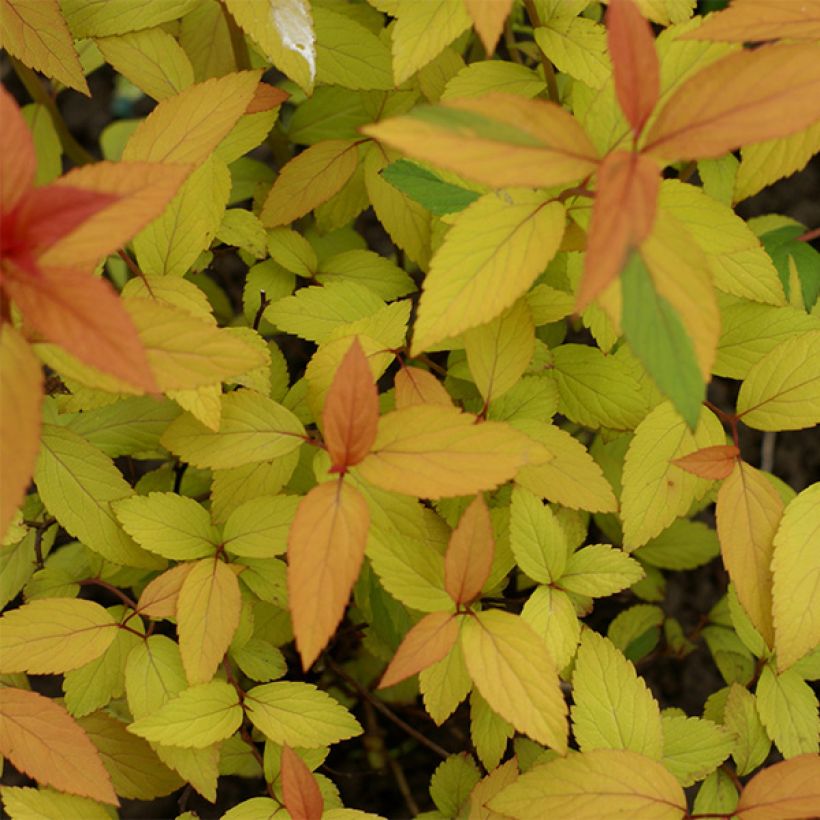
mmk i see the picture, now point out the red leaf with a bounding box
[607,0,660,137]
[323,337,379,473]
[281,745,323,820]
[672,444,740,480]
[0,86,35,213]
[445,495,495,606]
[2,265,157,392]
[577,151,660,311]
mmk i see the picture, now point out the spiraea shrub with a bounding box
[1,0,819,817]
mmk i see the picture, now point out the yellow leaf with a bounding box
[521,586,581,672]
[645,43,820,160]
[0,598,116,674]
[411,193,564,353]
[442,60,546,100]
[464,0,514,55]
[122,70,261,165]
[716,461,784,649]
[287,480,370,670]
[379,612,460,689]
[394,366,453,409]
[0,325,42,542]
[736,331,820,431]
[420,640,472,725]
[362,94,598,190]
[461,609,568,752]
[571,630,663,758]
[772,484,820,672]
[222,495,299,559]
[136,563,195,620]
[160,389,305,470]
[391,0,472,84]
[0,688,118,805]
[355,405,549,498]
[632,0,696,25]
[0,787,111,819]
[61,0,199,37]
[488,748,687,819]
[620,403,724,550]
[132,154,231,278]
[468,758,519,820]
[535,15,611,90]
[514,420,618,513]
[465,299,535,404]
[735,754,820,820]
[755,666,819,759]
[177,558,242,684]
[96,26,194,100]
[259,139,360,227]
[0,0,89,94]
[223,0,315,94]
[685,0,820,42]
[445,496,495,605]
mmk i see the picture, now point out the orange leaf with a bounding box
[445,495,495,606]
[135,563,195,620]
[644,43,820,160]
[607,0,660,136]
[464,0,515,56]
[246,82,289,114]
[281,745,323,820]
[0,324,42,541]
[287,480,370,670]
[3,266,157,393]
[672,444,739,480]
[685,0,820,43]
[735,754,820,820]
[394,366,453,409]
[577,151,660,311]
[323,337,378,473]
[0,687,118,805]
[0,87,37,211]
[379,611,460,690]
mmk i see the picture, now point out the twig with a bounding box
[796,225,820,243]
[760,431,776,473]
[253,290,271,331]
[79,577,138,610]
[523,0,560,102]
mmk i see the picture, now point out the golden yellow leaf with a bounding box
[136,563,195,620]
[685,0,820,42]
[394,366,453,408]
[287,480,370,670]
[464,0,515,55]
[735,754,820,820]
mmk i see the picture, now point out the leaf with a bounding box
[514,420,618,513]
[672,445,739,480]
[259,139,360,227]
[114,492,218,560]
[177,558,242,684]
[716,461,784,649]
[244,682,363,748]
[136,564,194,620]
[461,609,568,752]
[468,758,519,819]
[735,755,820,820]
[771,484,820,672]
[222,495,299,559]
[621,402,724,550]
[223,0,315,94]
[488,748,687,819]
[686,0,820,42]
[411,192,565,352]
[644,43,820,160]
[128,681,242,749]
[0,0,89,94]
[621,253,703,428]
[633,519,720,571]
[607,0,660,135]
[122,70,262,165]
[3,266,157,393]
[323,338,378,472]
[736,331,820,431]
[430,753,482,817]
[0,787,111,819]
[0,325,42,541]
[382,160,480,217]
[0,598,116,674]
[34,424,162,568]
[510,486,568,585]
[465,299,535,404]
[420,641,472,725]
[281,745,324,820]
[660,714,733,787]
[445,496,494,605]
[560,545,644,598]
[161,389,305,470]
[755,666,819,759]
[0,687,117,805]
[464,0,514,55]
[61,0,199,36]
[521,586,581,673]
[470,690,514,772]
[355,405,549,498]
[571,630,663,758]
[724,684,771,777]
[361,94,598,190]
[394,366,453,409]
[316,249,416,302]
[288,480,370,670]
[379,612,460,690]
[534,16,610,91]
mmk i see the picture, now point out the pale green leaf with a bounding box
[755,665,819,758]
[559,545,644,598]
[661,714,733,787]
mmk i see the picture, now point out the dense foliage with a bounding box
[1,0,819,817]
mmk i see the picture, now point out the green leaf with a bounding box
[510,486,568,584]
[692,769,739,817]
[316,249,416,301]
[607,604,665,658]
[621,254,704,429]
[724,683,771,776]
[245,682,363,748]
[470,691,514,772]
[222,495,299,558]
[429,753,481,817]
[520,586,581,672]
[633,519,720,570]
[0,787,112,820]
[761,225,820,311]
[128,681,242,748]
[419,641,472,726]
[755,665,819,758]
[559,545,644,598]
[381,160,481,216]
[661,714,734,787]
